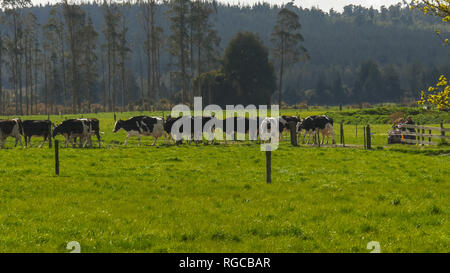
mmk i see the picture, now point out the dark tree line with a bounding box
[1,1,450,115]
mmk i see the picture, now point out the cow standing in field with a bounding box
[52,119,91,148]
[164,116,183,144]
[164,115,216,145]
[316,116,335,145]
[0,118,23,148]
[22,120,52,148]
[219,117,258,143]
[190,116,216,144]
[113,116,164,146]
[78,118,102,147]
[296,115,335,145]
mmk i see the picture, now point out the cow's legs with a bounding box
[96,133,101,148]
[152,136,158,146]
[39,136,47,148]
[64,136,70,148]
[124,134,131,146]
[14,135,23,147]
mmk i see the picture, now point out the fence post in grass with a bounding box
[363,125,366,149]
[416,123,420,145]
[366,124,371,149]
[289,122,297,147]
[441,122,445,137]
[266,150,271,184]
[422,125,425,146]
[55,140,59,176]
[429,129,431,144]
[114,112,116,121]
[340,122,345,147]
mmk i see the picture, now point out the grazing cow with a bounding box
[164,116,182,144]
[52,119,90,147]
[316,116,335,145]
[113,116,164,146]
[22,120,52,148]
[163,116,216,145]
[281,115,300,133]
[0,118,23,148]
[190,116,216,144]
[296,116,318,144]
[296,115,335,145]
[78,118,102,147]
[218,117,259,143]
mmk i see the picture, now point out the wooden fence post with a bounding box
[441,122,445,137]
[429,129,431,144]
[266,150,271,184]
[55,140,59,176]
[340,122,345,147]
[114,112,116,121]
[363,125,367,149]
[416,123,420,145]
[422,125,425,146]
[289,122,297,147]
[366,125,371,149]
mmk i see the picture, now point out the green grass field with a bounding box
[0,110,449,252]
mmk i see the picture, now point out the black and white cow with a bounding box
[78,118,102,147]
[296,115,335,144]
[218,117,258,143]
[316,116,335,145]
[52,119,91,147]
[190,116,216,144]
[164,115,183,144]
[22,120,52,148]
[0,118,23,148]
[163,115,216,145]
[113,116,164,146]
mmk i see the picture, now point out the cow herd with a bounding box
[0,114,335,149]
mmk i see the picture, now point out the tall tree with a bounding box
[2,0,32,115]
[189,0,220,96]
[222,32,276,105]
[81,16,98,113]
[142,0,163,102]
[23,12,38,115]
[167,0,190,104]
[49,6,67,110]
[102,1,120,111]
[117,11,129,112]
[271,7,308,106]
[62,0,86,113]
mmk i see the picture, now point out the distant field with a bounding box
[0,110,449,252]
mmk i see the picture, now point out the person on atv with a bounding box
[404,117,416,140]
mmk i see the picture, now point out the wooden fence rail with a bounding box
[399,124,448,145]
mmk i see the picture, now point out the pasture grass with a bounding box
[0,111,448,252]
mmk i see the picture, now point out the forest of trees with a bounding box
[1,0,450,115]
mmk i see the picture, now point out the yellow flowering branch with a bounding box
[418,75,450,110]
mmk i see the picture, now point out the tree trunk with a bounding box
[278,39,285,107]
